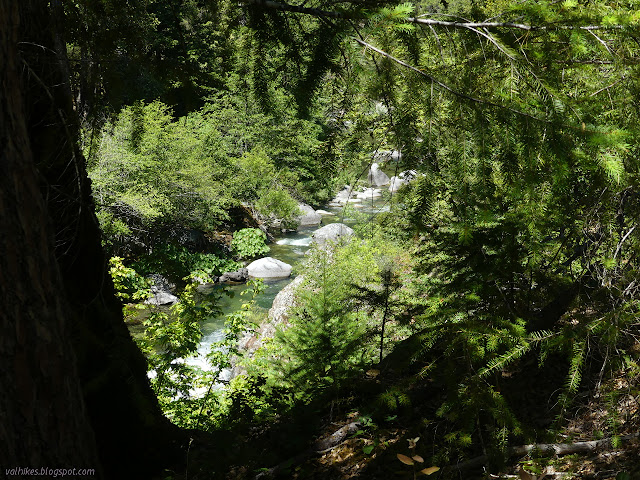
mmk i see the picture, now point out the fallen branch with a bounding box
[510,432,640,456]
[447,432,639,472]
[315,421,361,452]
[255,422,361,479]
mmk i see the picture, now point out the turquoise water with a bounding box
[186,195,392,375]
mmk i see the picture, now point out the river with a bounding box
[186,194,390,378]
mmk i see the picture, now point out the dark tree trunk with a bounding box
[0,0,100,473]
[1,1,184,477]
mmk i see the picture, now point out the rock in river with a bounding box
[145,274,179,305]
[388,175,407,193]
[367,162,390,186]
[297,202,322,227]
[145,290,179,306]
[247,257,292,279]
[238,275,305,356]
[311,223,354,246]
[219,267,249,283]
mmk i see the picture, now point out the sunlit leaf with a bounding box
[421,466,440,475]
[397,453,414,465]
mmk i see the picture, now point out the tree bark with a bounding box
[0,0,100,473]
[1,1,184,477]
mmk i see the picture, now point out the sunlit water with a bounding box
[147,193,393,395]
[183,228,318,382]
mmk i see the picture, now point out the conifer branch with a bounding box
[353,38,544,121]
[242,0,353,20]
[407,17,626,32]
[242,0,627,32]
[587,29,615,57]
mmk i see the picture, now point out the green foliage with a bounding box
[136,279,268,430]
[271,265,369,399]
[208,280,264,375]
[96,210,132,251]
[230,228,269,260]
[73,0,640,467]
[109,256,151,302]
[252,236,407,402]
[89,96,329,254]
[255,189,301,227]
[137,277,221,404]
[64,0,237,116]
[89,100,236,251]
[317,0,640,463]
[132,243,240,285]
[201,281,299,428]
[233,146,303,225]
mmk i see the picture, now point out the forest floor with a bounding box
[216,350,640,480]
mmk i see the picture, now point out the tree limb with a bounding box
[242,0,627,32]
[254,422,361,479]
[242,0,352,20]
[613,224,636,261]
[407,17,625,32]
[353,38,544,121]
[446,432,639,472]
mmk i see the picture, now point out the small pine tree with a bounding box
[272,250,369,400]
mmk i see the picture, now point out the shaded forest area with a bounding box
[2,0,640,479]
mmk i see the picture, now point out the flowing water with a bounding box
[188,196,390,378]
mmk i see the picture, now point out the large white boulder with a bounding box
[247,257,292,279]
[331,185,354,204]
[236,275,305,359]
[367,163,390,186]
[389,170,419,193]
[399,169,417,180]
[388,176,408,193]
[311,223,354,246]
[145,291,179,306]
[297,203,322,227]
[374,150,402,162]
[356,187,383,200]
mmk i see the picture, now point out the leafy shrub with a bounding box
[137,279,221,409]
[109,256,151,302]
[136,280,264,430]
[230,228,269,259]
[133,244,240,284]
[88,99,328,254]
[233,147,302,225]
[96,210,132,252]
[255,188,301,227]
